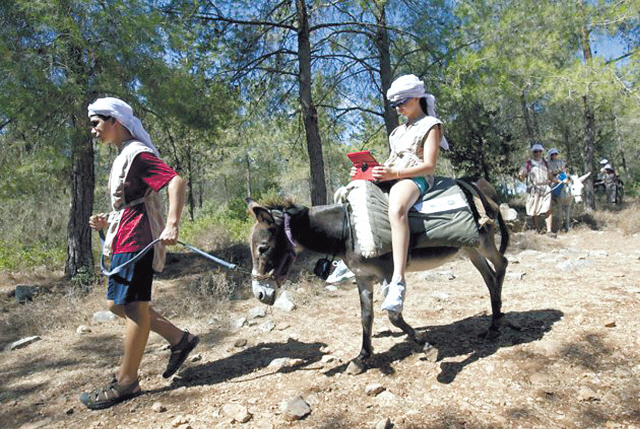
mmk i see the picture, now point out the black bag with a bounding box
[313,258,333,280]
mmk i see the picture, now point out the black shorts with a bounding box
[107,249,154,305]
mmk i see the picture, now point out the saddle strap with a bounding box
[455,179,494,229]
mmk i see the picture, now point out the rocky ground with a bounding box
[2,225,640,429]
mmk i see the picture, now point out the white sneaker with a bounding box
[381,277,406,312]
[326,260,355,283]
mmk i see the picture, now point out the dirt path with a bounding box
[2,227,640,428]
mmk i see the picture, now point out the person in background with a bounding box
[351,74,449,313]
[548,148,568,232]
[81,97,199,410]
[519,143,554,237]
[599,158,618,177]
[602,163,619,205]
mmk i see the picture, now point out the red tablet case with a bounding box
[347,151,380,181]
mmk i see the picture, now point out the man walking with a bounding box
[81,97,199,409]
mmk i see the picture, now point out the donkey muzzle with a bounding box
[252,279,276,305]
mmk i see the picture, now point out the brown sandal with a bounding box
[163,330,200,378]
[80,377,141,410]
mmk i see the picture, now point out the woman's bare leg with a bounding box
[382,180,421,312]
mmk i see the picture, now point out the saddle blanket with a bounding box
[334,178,480,258]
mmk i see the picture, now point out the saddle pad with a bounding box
[335,178,479,258]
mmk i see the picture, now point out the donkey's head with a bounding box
[569,172,591,203]
[245,198,302,305]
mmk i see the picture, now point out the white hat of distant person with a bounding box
[531,143,544,152]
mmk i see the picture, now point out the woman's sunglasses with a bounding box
[390,97,411,108]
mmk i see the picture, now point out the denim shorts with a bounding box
[410,177,429,198]
[107,249,154,305]
[377,177,430,197]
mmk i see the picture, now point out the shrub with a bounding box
[0,240,65,272]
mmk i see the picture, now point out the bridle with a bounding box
[252,211,298,285]
[274,212,298,284]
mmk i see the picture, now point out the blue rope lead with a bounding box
[98,230,237,276]
[177,241,237,270]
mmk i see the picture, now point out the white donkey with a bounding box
[554,172,591,231]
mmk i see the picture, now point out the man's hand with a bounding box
[159,224,179,245]
[89,214,109,231]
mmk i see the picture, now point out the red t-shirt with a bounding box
[113,152,177,254]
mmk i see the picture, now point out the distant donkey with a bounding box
[553,172,590,231]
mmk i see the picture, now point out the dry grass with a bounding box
[588,202,640,235]
[508,230,549,252]
[0,277,106,349]
[3,222,640,428]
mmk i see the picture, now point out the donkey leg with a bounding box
[354,277,375,365]
[387,310,438,360]
[387,312,420,343]
[464,241,508,337]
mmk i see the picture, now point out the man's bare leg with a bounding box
[108,301,189,347]
[118,301,150,386]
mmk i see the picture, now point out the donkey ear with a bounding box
[579,172,591,183]
[286,204,309,217]
[246,198,275,225]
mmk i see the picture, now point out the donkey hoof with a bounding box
[422,344,438,362]
[346,360,366,375]
[479,327,500,340]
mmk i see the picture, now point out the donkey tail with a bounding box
[496,209,509,255]
[456,177,510,255]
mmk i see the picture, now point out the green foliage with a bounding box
[0,240,65,272]
[0,0,639,276]
[69,265,99,290]
[0,135,68,272]
[179,200,253,252]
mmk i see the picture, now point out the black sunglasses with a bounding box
[390,97,411,108]
[90,120,101,128]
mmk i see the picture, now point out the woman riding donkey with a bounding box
[351,74,449,313]
[81,97,200,409]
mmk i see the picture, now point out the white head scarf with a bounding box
[88,97,159,156]
[531,143,544,152]
[547,148,559,156]
[386,74,449,150]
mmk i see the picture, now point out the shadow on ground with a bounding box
[153,339,327,392]
[325,309,562,382]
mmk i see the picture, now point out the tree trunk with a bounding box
[186,145,195,221]
[582,94,596,210]
[245,151,252,198]
[65,126,94,279]
[520,91,534,140]
[614,116,628,179]
[374,2,398,136]
[296,0,327,206]
[580,12,596,210]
